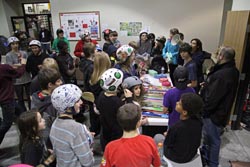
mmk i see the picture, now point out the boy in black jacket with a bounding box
[164,93,203,163]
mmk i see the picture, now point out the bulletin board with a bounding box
[59,11,101,41]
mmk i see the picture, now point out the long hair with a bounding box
[191,38,203,52]
[90,52,111,85]
[131,84,145,105]
[18,110,40,151]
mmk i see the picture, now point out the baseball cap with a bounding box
[173,66,189,90]
[156,36,166,45]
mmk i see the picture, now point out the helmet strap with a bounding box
[65,107,77,115]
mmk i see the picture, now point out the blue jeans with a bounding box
[41,43,51,54]
[201,118,222,167]
[0,101,15,145]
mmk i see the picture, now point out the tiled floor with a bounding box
[0,124,103,167]
[1,107,250,167]
[1,125,250,167]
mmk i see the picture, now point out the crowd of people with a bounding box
[0,26,239,167]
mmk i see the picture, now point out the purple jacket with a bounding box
[0,64,25,103]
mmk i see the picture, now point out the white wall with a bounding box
[232,0,250,11]
[50,0,224,54]
[0,0,11,36]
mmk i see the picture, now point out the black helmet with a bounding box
[56,28,64,36]
[102,29,112,41]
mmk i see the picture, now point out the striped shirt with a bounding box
[50,118,94,167]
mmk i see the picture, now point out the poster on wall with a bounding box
[120,22,142,36]
[59,11,101,41]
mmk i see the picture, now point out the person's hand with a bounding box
[81,52,85,57]
[11,64,19,69]
[17,52,22,59]
[141,117,148,125]
[200,82,205,88]
[38,64,43,69]
[74,57,80,67]
[20,58,26,65]
[48,149,53,154]
[90,132,95,137]
[17,52,23,63]
[124,88,133,98]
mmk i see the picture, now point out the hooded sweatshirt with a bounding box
[79,57,93,91]
[31,92,58,148]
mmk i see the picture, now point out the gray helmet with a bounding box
[122,76,142,89]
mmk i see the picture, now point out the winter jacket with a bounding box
[201,60,239,127]
[74,40,98,57]
[79,57,93,91]
[31,92,58,148]
[0,64,25,103]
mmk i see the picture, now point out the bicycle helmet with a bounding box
[139,30,148,38]
[122,76,142,89]
[29,40,41,47]
[51,84,82,114]
[79,30,90,39]
[100,68,123,92]
[102,29,112,41]
[8,36,19,46]
[116,45,134,63]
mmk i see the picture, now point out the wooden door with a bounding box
[223,11,250,72]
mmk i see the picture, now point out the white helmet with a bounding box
[79,30,90,39]
[116,45,134,63]
[139,29,148,36]
[122,76,142,89]
[29,40,41,47]
[51,84,82,114]
[100,68,123,92]
[8,36,19,46]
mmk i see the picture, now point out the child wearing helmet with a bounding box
[74,30,98,58]
[137,30,152,60]
[50,84,94,167]
[114,44,137,79]
[122,76,145,105]
[51,28,70,54]
[26,40,49,78]
[102,29,113,53]
[96,68,133,151]
[6,36,32,114]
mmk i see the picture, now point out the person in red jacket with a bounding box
[74,31,98,58]
[0,58,26,145]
